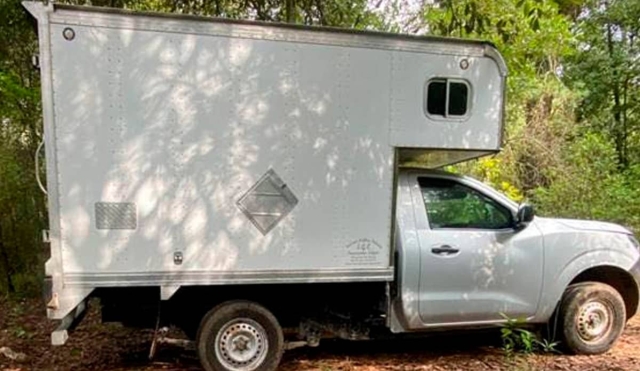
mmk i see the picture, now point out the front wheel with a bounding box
[559,282,626,355]
[196,300,284,371]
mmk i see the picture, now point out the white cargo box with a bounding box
[24,2,506,319]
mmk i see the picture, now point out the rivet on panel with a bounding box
[62,27,75,41]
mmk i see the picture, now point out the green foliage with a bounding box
[533,132,640,231]
[500,314,537,356]
[0,0,46,296]
[564,0,640,167]
[537,338,560,354]
[500,313,559,371]
[67,0,383,28]
[466,157,524,202]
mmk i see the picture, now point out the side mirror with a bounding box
[516,204,535,226]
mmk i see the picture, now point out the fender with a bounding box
[533,249,638,322]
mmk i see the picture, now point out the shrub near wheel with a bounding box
[197,301,284,371]
[559,282,626,355]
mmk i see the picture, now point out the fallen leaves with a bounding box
[0,348,25,362]
[2,297,640,370]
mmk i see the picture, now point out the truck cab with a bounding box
[391,169,640,355]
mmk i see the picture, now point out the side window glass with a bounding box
[426,79,447,116]
[448,82,469,116]
[418,177,512,230]
[425,79,470,118]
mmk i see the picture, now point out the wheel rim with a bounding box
[214,318,269,371]
[576,300,613,343]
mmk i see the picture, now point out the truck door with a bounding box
[410,174,544,325]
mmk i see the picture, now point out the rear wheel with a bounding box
[196,301,284,371]
[559,282,626,355]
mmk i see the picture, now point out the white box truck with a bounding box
[24,2,640,371]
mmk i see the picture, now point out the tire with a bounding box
[196,300,284,371]
[558,282,626,355]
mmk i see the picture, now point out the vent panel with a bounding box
[95,202,137,230]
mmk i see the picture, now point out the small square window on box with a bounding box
[426,79,470,118]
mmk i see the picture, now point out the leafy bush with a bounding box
[533,133,640,232]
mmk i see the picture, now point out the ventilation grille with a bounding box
[95,202,137,230]
[237,169,298,235]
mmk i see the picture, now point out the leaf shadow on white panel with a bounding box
[55,21,394,276]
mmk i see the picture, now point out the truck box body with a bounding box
[24,2,505,323]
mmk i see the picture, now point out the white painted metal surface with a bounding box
[24,2,506,321]
[51,21,396,274]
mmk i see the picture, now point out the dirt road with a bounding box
[1,298,639,370]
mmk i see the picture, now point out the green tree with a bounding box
[0,0,46,294]
[534,133,640,230]
[63,0,383,28]
[564,0,640,168]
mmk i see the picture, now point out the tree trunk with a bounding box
[0,222,15,293]
[285,0,295,23]
[606,22,626,167]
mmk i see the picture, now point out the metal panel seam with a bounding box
[62,269,396,287]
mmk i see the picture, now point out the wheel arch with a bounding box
[569,265,638,320]
[535,250,638,323]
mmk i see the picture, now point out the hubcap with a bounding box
[576,301,613,343]
[215,318,268,371]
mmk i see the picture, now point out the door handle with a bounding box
[431,245,460,255]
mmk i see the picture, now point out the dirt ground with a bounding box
[1,298,640,371]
